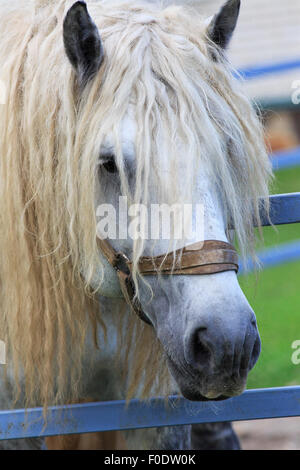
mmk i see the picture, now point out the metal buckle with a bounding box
[113,252,131,275]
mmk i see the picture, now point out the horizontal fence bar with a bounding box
[0,387,299,440]
[238,58,300,80]
[239,239,300,274]
[272,147,300,171]
[240,193,300,273]
[260,193,300,226]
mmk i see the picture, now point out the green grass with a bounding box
[239,165,300,389]
[240,263,300,389]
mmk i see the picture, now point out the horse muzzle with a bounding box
[166,308,261,401]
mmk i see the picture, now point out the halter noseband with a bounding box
[97,238,239,326]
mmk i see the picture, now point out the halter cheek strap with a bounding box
[97,238,239,326]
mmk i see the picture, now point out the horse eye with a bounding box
[100,155,118,174]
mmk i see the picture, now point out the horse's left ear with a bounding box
[207,0,240,50]
[63,1,104,87]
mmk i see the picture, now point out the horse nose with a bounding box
[183,316,261,374]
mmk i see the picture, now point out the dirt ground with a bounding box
[234,417,300,450]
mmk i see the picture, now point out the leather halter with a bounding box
[97,238,239,325]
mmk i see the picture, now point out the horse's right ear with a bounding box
[63,1,104,88]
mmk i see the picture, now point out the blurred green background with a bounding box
[239,165,300,389]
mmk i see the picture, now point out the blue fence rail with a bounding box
[240,240,300,275]
[272,146,300,171]
[0,192,299,441]
[238,58,300,80]
[0,387,300,441]
[240,191,300,273]
[261,193,300,226]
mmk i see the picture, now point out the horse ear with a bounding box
[63,1,104,87]
[207,0,240,50]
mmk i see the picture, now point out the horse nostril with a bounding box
[191,327,211,368]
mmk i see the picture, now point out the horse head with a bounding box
[62,0,272,401]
